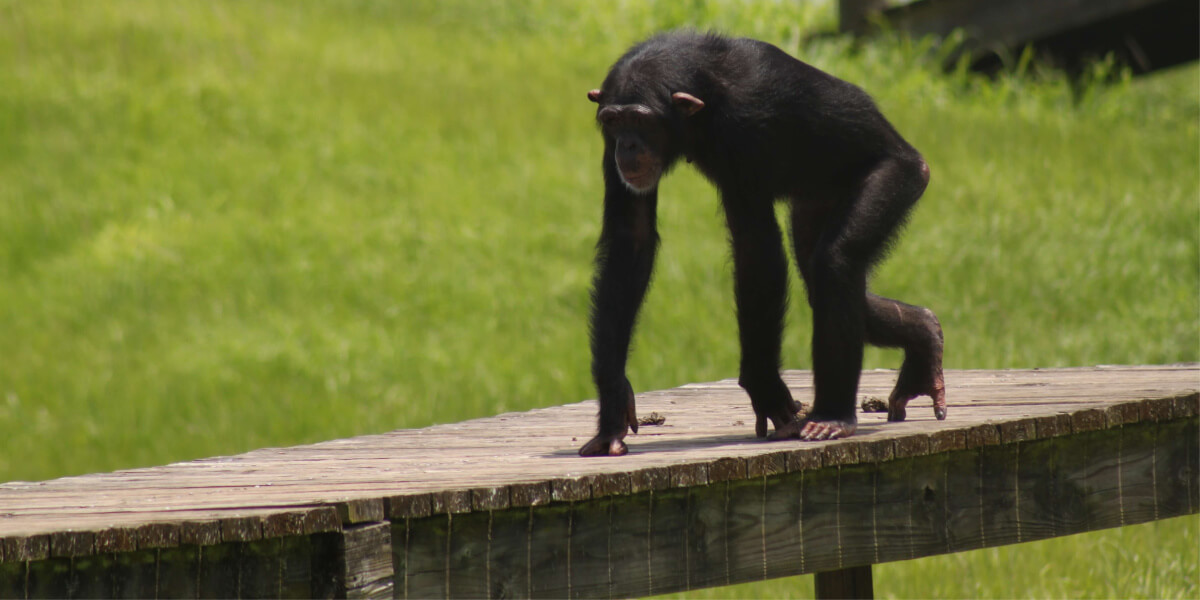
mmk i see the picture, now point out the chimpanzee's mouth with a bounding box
[619,168,659,194]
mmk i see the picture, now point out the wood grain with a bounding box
[389,418,1196,598]
[0,365,1196,598]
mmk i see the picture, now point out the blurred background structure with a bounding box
[841,0,1199,75]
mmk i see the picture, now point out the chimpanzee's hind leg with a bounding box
[774,154,931,441]
[865,294,946,421]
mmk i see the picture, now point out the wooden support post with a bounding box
[335,499,393,599]
[337,522,393,599]
[815,565,874,599]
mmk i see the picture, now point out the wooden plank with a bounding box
[280,535,314,599]
[445,510,490,598]
[180,520,221,547]
[389,495,433,520]
[978,443,1020,547]
[510,482,552,509]
[485,508,532,600]
[221,516,263,544]
[1157,418,1198,518]
[71,553,116,599]
[395,417,1197,599]
[799,466,842,573]
[197,543,240,599]
[527,503,571,598]
[1,367,1193,541]
[1078,428,1120,531]
[340,522,393,599]
[309,532,345,600]
[0,561,24,599]
[0,367,1196,598]
[400,515,447,599]
[2,535,48,563]
[943,444,984,553]
[111,550,158,599]
[432,490,473,516]
[391,519,411,599]
[240,538,282,599]
[26,557,71,599]
[1120,423,1162,527]
[815,565,874,600]
[338,499,386,525]
[49,530,93,559]
[725,478,768,584]
[1015,428,1063,541]
[606,493,653,598]
[157,544,200,598]
[567,497,613,598]
[646,489,690,596]
[908,453,950,559]
[761,473,805,581]
[687,481,729,591]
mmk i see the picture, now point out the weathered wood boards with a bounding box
[389,416,1197,598]
[1,365,1197,598]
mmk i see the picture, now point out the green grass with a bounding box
[1,1,1196,597]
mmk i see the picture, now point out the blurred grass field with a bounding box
[1,1,1196,597]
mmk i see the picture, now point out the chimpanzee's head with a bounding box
[588,88,704,195]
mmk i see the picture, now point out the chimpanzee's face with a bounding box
[596,103,669,194]
[587,88,705,195]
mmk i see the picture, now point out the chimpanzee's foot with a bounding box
[578,434,628,456]
[755,399,804,438]
[768,416,857,441]
[580,388,640,456]
[887,369,946,422]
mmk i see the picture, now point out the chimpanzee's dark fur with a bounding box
[581,31,945,457]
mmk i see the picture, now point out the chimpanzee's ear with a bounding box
[587,89,601,103]
[671,92,705,116]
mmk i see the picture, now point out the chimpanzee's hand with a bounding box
[755,399,804,438]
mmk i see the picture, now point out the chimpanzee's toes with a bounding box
[578,435,628,457]
[798,418,857,441]
[932,385,947,420]
[889,365,946,422]
[888,375,946,422]
[766,414,857,441]
[756,415,769,438]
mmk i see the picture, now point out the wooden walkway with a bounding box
[1,365,1197,598]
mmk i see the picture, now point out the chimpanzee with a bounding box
[579,31,946,457]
